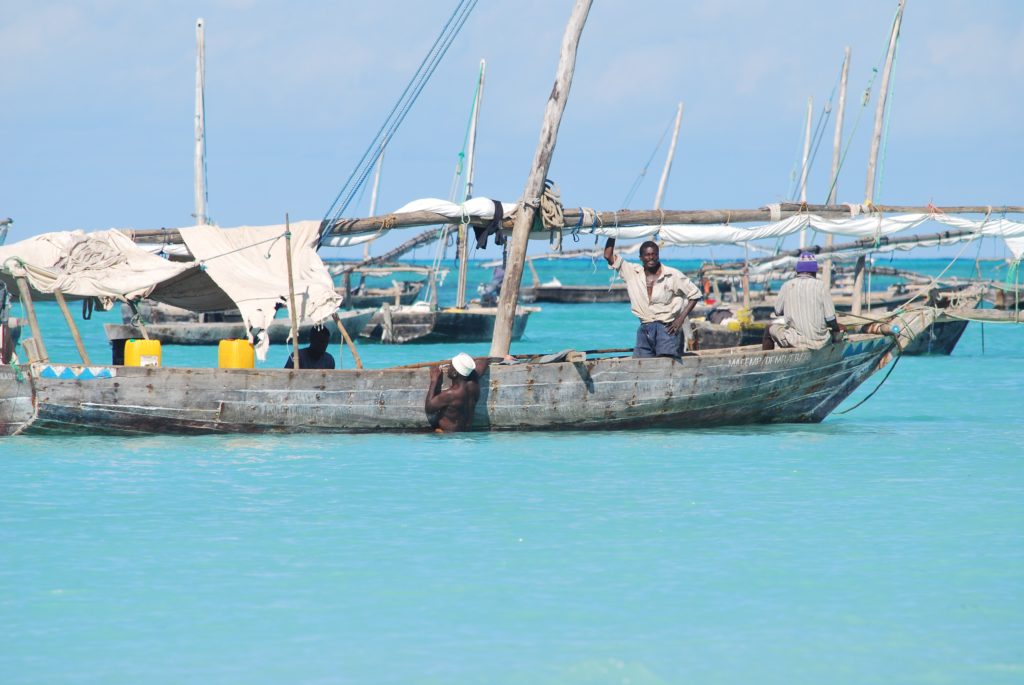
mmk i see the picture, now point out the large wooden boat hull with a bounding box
[104,309,376,346]
[0,308,935,436]
[359,306,537,344]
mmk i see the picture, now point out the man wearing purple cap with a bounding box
[763,252,844,350]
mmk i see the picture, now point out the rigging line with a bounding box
[820,66,882,206]
[621,111,675,208]
[320,0,478,237]
[326,0,475,232]
[835,342,904,414]
[322,0,472,218]
[326,0,477,235]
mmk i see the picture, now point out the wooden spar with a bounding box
[457,59,486,309]
[866,0,906,204]
[129,203,1024,246]
[799,96,812,248]
[193,18,208,226]
[857,0,906,315]
[331,312,363,369]
[363,143,385,260]
[653,102,683,210]
[14,276,47,362]
[824,46,851,289]
[715,226,979,270]
[53,289,91,364]
[741,246,751,310]
[490,0,592,358]
[284,215,301,369]
[528,258,541,287]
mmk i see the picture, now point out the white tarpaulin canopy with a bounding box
[0,221,342,360]
[372,199,1024,259]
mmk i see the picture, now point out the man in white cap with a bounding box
[425,352,488,432]
[763,252,844,350]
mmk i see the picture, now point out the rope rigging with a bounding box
[620,111,675,208]
[319,0,479,247]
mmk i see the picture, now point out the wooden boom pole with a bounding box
[489,0,592,358]
[128,204,1022,247]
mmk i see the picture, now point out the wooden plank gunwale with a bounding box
[1,309,931,436]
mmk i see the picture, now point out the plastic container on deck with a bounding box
[218,339,254,368]
[124,339,162,367]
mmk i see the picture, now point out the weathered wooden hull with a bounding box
[104,309,376,346]
[359,307,536,344]
[691,321,765,350]
[901,317,969,356]
[1,308,936,436]
[521,284,629,304]
[346,281,423,308]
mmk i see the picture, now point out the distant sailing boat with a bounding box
[104,18,376,346]
[358,60,538,344]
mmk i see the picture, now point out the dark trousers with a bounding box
[634,321,683,358]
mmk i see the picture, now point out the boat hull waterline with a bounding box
[0,327,919,437]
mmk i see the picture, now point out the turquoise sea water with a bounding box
[2,259,1022,684]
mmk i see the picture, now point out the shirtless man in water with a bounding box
[425,352,489,433]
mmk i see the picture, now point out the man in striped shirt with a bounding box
[604,237,702,358]
[763,252,845,350]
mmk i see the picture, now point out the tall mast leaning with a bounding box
[653,102,684,211]
[456,60,486,309]
[193,18,208,226]
[823,46,851,289]
[798,96,812,248]
[490,0,592,358]
[855,0,906,315]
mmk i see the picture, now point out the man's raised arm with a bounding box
[603,237,617,266]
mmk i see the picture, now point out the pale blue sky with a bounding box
[2,1,1021,260]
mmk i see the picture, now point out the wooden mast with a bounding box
[456,60,486,309]
[284,214,301,369]
[489,0,592,358]
[856,0,906,315]
[653,102,683,211]
[824,47,851,289]
[193,18,208,226]
[798,96,812,248]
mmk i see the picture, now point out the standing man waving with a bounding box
[604,237,702,358]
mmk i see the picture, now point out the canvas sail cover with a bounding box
[178,220,341,358]
[0,220,342,360]
[366,199,1024,259]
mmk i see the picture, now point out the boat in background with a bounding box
[104,302,375,347]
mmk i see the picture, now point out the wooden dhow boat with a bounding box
[0,306,937,436]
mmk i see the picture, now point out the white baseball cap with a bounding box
[451,352,475,377]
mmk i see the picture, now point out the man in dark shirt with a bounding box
[284,324,336,369]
